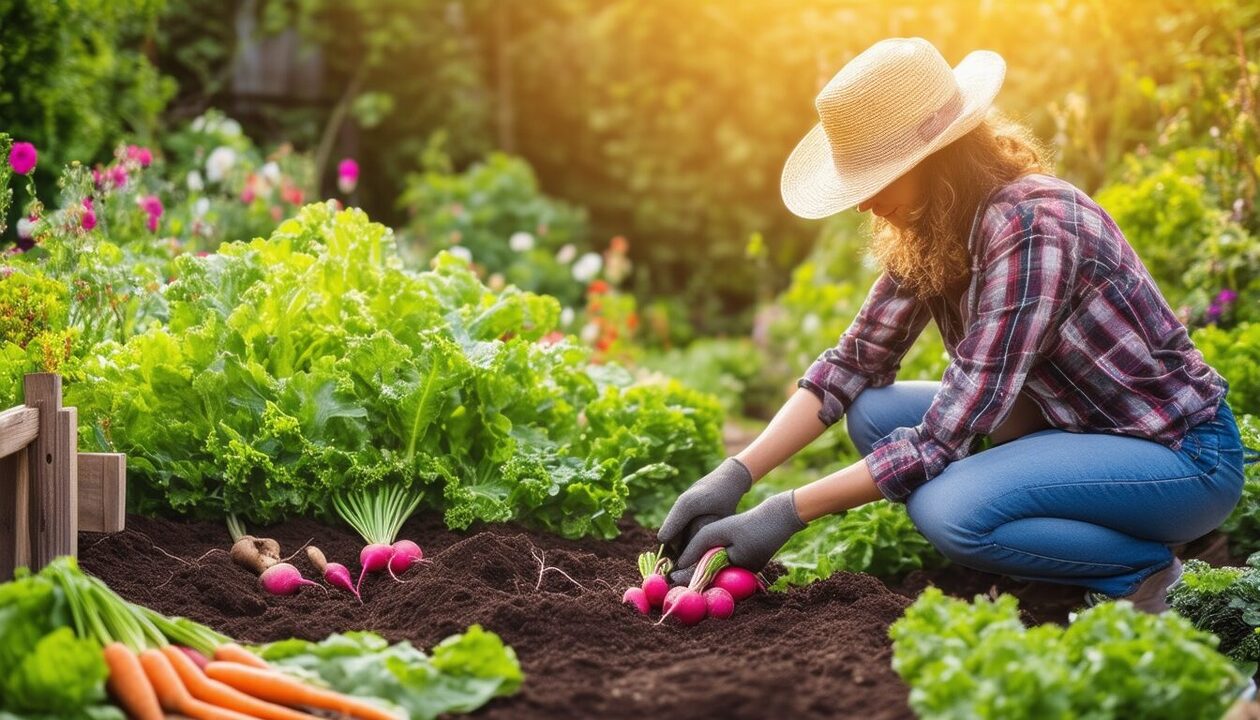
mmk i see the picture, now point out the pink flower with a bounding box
[337,158,359,194]
[240,186,256,204]
[109,165,128,189]
[1217,288,1238,304]
[139,195,163,232]
[8,142,37,174]
[281,184,304,205]
[126,145,153,167]
[81,200,97,231]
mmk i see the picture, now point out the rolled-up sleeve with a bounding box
[866,197,1079,502]
[798,271,931,427]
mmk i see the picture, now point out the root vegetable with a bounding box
[230,536,281,575]
[103,642,164,720]
[636,545,674,608]
[356,543,396,596]
[308,546,360,601]
[178,645,212,670]
[704,587,735,619]
[162,645,320,720]
[658,546,730,627]
[660,589,707,626]
[387,539,425,580]
[712,566,762,602]
[259,563,325,596]
[138,648,258,720]
[205,661,403,720]
[622,587,650,614]
[662,585,688,615]
[212,643,270,669]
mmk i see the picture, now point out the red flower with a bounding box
[587,279,610,295]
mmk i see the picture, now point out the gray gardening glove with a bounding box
[669,490,807,585]
[657,457,754,554]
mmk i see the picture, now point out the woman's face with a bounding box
[856,164,924,230]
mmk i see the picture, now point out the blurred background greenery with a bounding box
[2,0,1258,583]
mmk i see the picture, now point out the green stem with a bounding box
[687,548,729,592]
[226,514,246,543]
[334,484,425,547]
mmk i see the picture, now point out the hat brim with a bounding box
[780,49,1007,220]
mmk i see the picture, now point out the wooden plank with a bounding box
[0,405,39,457]
[0,451,30,581]
[78,453,126,533]
[24,374,77,569]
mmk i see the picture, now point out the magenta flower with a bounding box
[126,145,153,167]
[8,142,37,174]
[1216,288,1238,304]
[139,195,163,232]
[109,165,128,189]
[82,207,97,231]
[337,158,359,194]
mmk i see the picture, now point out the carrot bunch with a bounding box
[105,641,401,720]
[40,557,401,720]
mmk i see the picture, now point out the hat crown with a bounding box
[815,37,963,173]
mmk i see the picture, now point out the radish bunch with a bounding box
[621,546,766,626]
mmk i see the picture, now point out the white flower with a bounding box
[16,217,35,240]
[509,231,535,253]
[571,252,602,282]
[205,147,236,183]
[560,307,575,326]
[555,243,577,264]
[221,119,242,137]
[448,246,472,263]
[579,321,600,344]
[193,197,211,219]
[802,313,821,335]
[261,161,281,185]
[186,170,204,192]
[190,115,206,133]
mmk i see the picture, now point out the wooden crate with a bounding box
[0,373,126,581]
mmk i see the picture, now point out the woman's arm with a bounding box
[793,457,884,521]
[733,388,829,481]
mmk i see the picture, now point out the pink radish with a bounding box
[662,585,688,615]
[704,587,735,619]
[636,545,674,608]
[308,546,360,602]
[259,562,326,595]
[657,546,730,627]
[622,587,650,615]
[387,539,425,581]
[177,646,210,670]
[712,566,763,602]
[357,543,396,596]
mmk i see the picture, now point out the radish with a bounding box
[704,587,735,619]
[177,646,210,670]
[387,539,426,581]
[307,546,360,602]
[622,587,650,615]
[259,562,326,595]
[637,545,673,609]
[657,546,731,627]
[356,543,396,596]
[712,566,764,602]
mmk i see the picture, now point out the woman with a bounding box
[659,37,1257,613]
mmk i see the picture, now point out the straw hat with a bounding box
[781,37,1006,219]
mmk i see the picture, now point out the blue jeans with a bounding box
[845,381,1248,596]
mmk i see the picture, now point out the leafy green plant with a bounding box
[70,202,721,539]
[891,587,1247,720]
[1220,413,1260,556]
[1194,323,1260,416]
[255,628,522,720]
[1167,556,1260,664]
[770,500,947,589]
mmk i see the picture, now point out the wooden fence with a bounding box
[0,373,126,581]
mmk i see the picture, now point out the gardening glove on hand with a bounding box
[657,457,754,555]
[669,490,807,585]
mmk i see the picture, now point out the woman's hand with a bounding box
[657,457,754,552]
[669,490,807,584]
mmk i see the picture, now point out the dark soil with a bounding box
[77,513,1143,720]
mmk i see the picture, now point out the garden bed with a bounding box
[76,514,1121,720]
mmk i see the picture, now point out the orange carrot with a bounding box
[162,646,321,720]
[213,643,271,669]
[138,649,262,720]
[103,642,164,720]
[204,661,401,720]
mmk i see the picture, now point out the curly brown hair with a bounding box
[867,111,1052,300]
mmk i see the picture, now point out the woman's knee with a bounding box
[905,482,988,562]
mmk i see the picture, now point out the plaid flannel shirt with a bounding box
[798,173,1229,502]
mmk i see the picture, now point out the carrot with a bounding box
[204,661,401,720]
[162,646,321,720]
[138,649,262,720]
[213,643,271,669]
[103,642,164,720]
